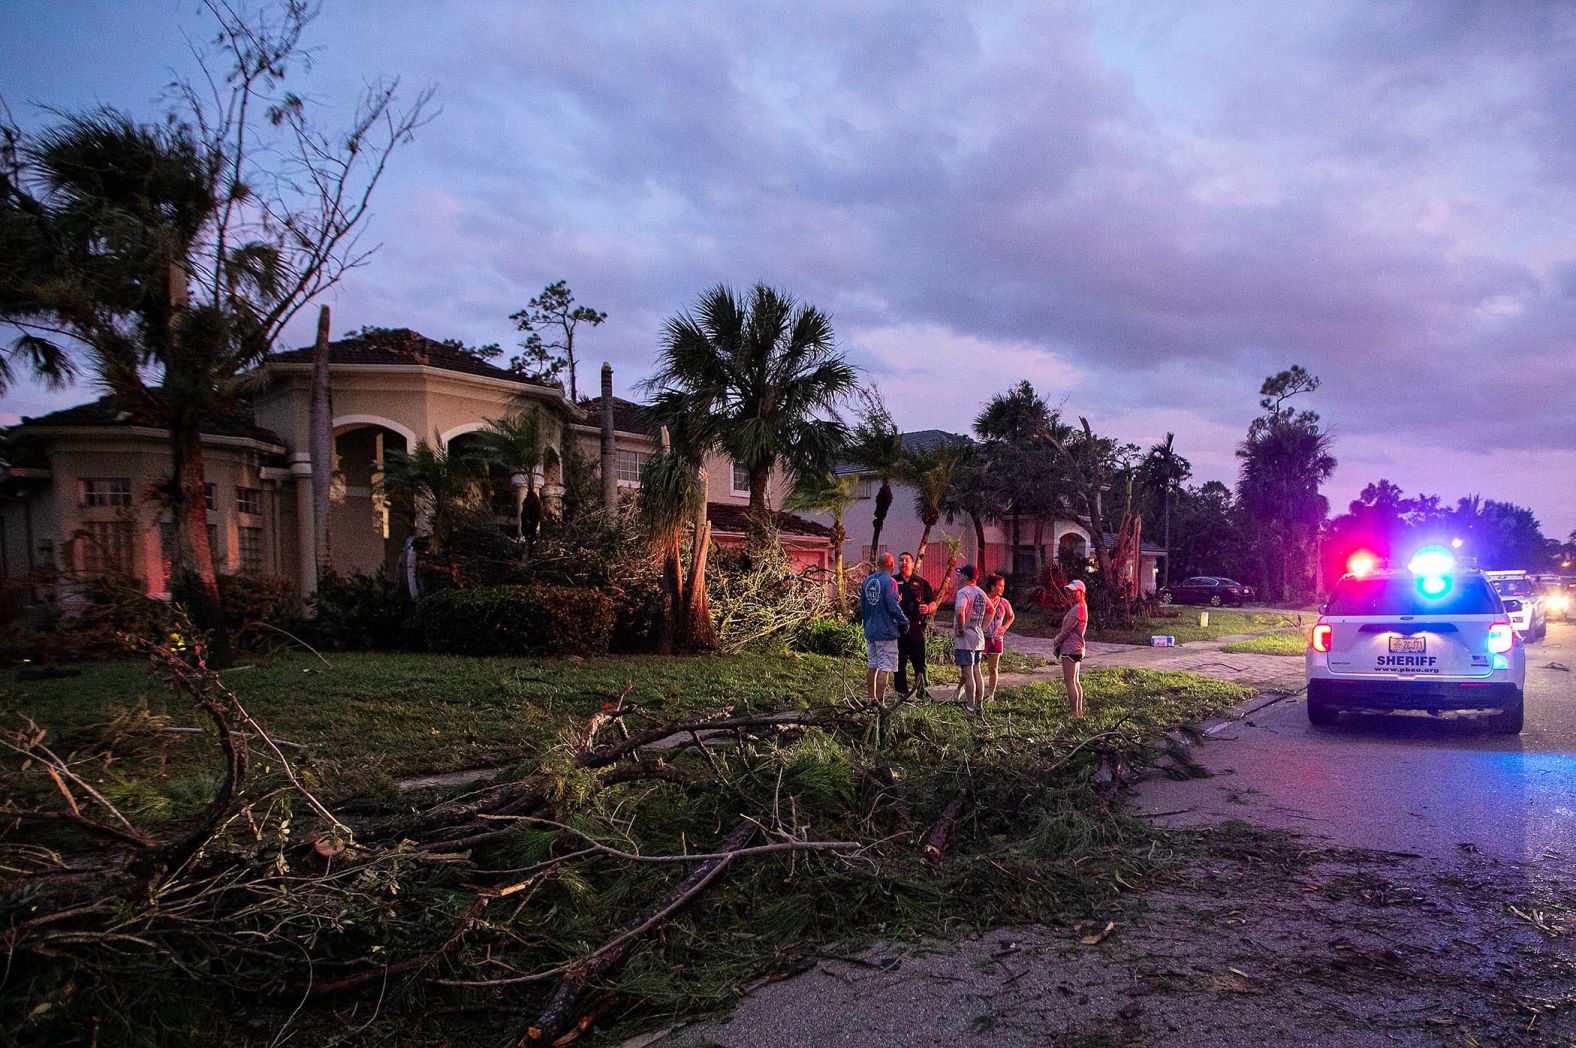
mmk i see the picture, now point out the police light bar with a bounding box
[1407,546,1455,577]
[1347,551,1378,577]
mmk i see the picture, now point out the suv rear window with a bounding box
[1491,578,1534,597]
[1326,576,1500,617]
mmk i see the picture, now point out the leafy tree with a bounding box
[940,444,991,575]
[1141,433,1192,587]
[508,280,605,401]
[974,381,1065,571]
[1449,497,1549,570]
[1164,480,1243,582]
[1044,418,1141,621]
[847,390,907,563]
[379,437,482,586]
[470,411,546,554]
[785,470,859,612]
[646,283,856,545]
[1236,367,1336,601]
[0,3,430,663]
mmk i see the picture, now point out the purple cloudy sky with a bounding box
[4,1,1575,535]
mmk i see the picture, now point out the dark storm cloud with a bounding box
[3,0,1574,530]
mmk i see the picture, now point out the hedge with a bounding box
[416,584,613,657]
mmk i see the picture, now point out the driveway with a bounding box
[1134,620,1576,865]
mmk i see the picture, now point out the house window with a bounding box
[238,526,263,575]
[204,483,217,511]
[82,478,131,508]
[208,524,223,571]
[236,487,261,515]
[81,521,134,575]
[615,449,651,486]
[160,522,177,584]
[731,460,751,496]
[856,476,875,500]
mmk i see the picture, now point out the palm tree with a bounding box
[1,12,428,663]
[786,470,859,612]
[380,437,482,586]
[908,438,968,571]
[471,410,546,554]
[639,446,715,652]
[848,394,907,564]
[645,284,857,545]
[941,445,991,575]
[1143,432,1192,588]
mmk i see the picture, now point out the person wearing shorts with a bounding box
[981,572,1015,703]
[859,552,909,706]
[1054,579,1089,717]
[951,564,989,714]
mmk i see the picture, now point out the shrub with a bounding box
[794,618,863,657]
[213,574,299,649]
[308,572,416,651]
[416,584,613,656]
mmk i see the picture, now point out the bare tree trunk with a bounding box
[831,518,846,614]
[172,424,234,667]
[309,305,333,585]
[1160,486,1172,588]
[657,534,682,656]
[1032,517,1046,579]
[915,521,934,572]
[1010,508,1021,575]
[870,480,892,563]
[749,463,772,548]
[682,515,715,650]
[971,512,986,574]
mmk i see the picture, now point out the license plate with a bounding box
[1389,636,1426,653]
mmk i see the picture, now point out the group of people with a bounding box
[858,550,1088,717]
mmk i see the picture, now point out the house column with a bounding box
[290,453,317,598]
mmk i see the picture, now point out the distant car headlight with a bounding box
[1548,594,1570,612]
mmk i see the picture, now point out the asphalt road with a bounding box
[1137,619,1576,865]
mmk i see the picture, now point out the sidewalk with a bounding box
[999,633,1306,695]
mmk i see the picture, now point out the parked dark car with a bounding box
[1158,576,1255,607]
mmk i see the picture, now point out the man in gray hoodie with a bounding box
[860,551,910,705]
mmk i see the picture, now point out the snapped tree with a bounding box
[0,1,431,663]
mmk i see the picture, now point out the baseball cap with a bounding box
[1064,580,1087,592]
[956,564,978,581]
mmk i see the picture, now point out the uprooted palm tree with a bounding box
[471,410,546,555]
[379,437,482,586]
[645,284,857,547]
[785,470,859,613]
[639,441,715,652]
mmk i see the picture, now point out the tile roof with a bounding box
[707,502,834,540]
[268,328,557,388]
[836,429,971,474]
[18,392,285,447]
[578,396,656,436]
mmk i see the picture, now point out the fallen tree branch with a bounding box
[922,792,969,868]
[307,896,489,999]
[519,818,758,1044]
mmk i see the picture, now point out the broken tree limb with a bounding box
[577,706,849,768]
[922,792,969,867]
[307,896,490,999]
[519,819,758,1044]
[576,684,635,755]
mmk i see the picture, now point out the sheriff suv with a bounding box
[1306,552,1526,733]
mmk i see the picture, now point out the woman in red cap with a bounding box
[1053,580,1088,717]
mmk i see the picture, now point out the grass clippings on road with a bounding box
[3,650,1247,1046]
[1220,629,1310,657]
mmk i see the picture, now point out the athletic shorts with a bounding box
[953,648,982,667]
[984,637,1004,655]
[866,639,899,672]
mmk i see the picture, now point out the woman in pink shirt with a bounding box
[1053,580,1089,718]
[982,572,1015,703]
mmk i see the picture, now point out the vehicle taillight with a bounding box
[1311,622,1332,653]
[1487,621,1514,654]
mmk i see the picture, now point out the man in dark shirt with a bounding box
[894,552,939,698]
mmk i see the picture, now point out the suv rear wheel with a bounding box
[1487,692,1524,734]
[1307,694,1338,727]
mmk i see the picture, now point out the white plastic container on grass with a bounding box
[1150,635,1176,647]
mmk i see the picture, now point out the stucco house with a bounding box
[815,429,1164,596]
[0,327,832,603]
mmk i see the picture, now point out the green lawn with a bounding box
[4,649,1248,1045]
[1220,629,1310,656]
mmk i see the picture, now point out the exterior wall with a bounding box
[0,430,283,599]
